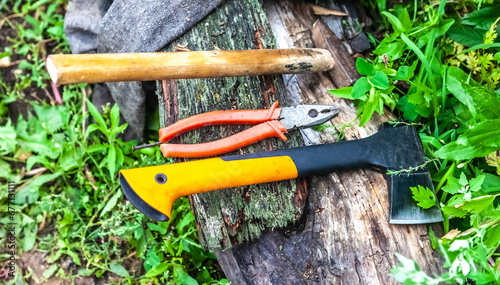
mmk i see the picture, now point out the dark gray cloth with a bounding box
[64,0,223,140]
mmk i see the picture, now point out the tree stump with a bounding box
[157,0,444,283]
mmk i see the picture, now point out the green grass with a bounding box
[0,1,227,284]
[334,0,500,284]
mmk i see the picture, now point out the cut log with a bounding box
[157,0,309,251]
[156,0,444,283]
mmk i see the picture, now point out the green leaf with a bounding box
[484,223,500,250]
[0,123,17,155]
[458,195,497,213]
[26,155,52,171]
[468,175,485,192]
[442,176,462,194]
[374,37,407,60]
[461,43,500,54]
[368,71,390,89]
[460,119,500,148]
[86,144,108,153]
[462,7,500,30]
[358,93,377,126]
[77,268,96,277]
[328,87,355,100]
[176,211,196,233]
[391,253,441,284]
[355,57,375,76]
[434,19,455,38]
[458,172,468,187]
[107,144,117,176]
[446,67,477,117]
[115,146,125,168]
[0,159,12,179]
[100,190,122,217]
[144,247,161,270]
[144,261,169,278]
[110,103,121,130]
[47,249,64,263]
[468,271,496,284]
[59,143,85,171]
[42,264,58,280]
[482,173,500,193]
[380,90,396,110]
[33,105,69,133]
[352,77,370,99]
[410,185,437,209]
[106,145,116,177]
[86,99,107,130]
[434,120,500,161]
[147,222,169,235]
[21,221,38,251]
[442,195,469,218]
[447,25,485,47]
[382,11,404,32]
[15,172,62,204]
[434,141,487,160]
[393,64,415,81]
[109,262,129,277]
[401,33,432,76]
[47,24,64,37]
[173,264,198,285]
[84,124,100,138]
[398,8,411,31]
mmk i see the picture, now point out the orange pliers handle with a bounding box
[158,101,287,158]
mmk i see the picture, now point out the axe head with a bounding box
[368,123,443,224]
[387,172,442,224]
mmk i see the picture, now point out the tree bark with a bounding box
[157,0,444,283]
[157,0,309,251]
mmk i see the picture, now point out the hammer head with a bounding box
[367,123,442,224]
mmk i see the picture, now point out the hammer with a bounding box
[119,123,443,223]
[46,49,334,84]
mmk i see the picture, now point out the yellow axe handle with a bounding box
[46,48,335,85]
[119,155,299,221]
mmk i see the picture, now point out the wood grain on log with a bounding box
[156,0,444,283]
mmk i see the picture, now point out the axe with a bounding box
[119,123,443,224]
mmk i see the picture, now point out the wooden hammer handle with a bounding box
[46,48,335,85]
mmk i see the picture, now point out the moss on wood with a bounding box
[157,0,307,251]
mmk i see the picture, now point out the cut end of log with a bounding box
[46,55,61,85]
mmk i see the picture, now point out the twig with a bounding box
[50,81,63,104]
[42,86,56,104]
[40,41,63,105]
[24,167,47,177]
[387,158,439,175]
[15,170,46,193]
[84,165,98,191]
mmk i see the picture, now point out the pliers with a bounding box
[136,101,339,158]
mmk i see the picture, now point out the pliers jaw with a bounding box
[278,105,339,129]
